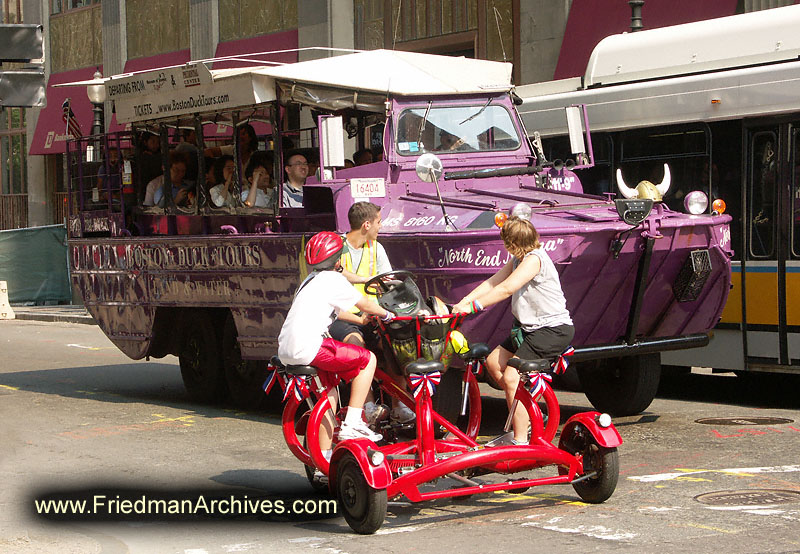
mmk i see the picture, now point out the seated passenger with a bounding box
[204,123,257,172]
[148,152,194,208]
[208,155,237,208]
[438,129,472,152]
[138,131,163,189]
[282,152,308,207]
[242,152,275,208]
[96,147,123,204]
[353,148,373,166]
[278,232,395,457]
[175,128,200,182]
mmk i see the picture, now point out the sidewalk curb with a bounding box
[10,310,97,326]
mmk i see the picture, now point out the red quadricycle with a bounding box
[271,271,622,534]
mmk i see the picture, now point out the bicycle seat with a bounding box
[507,357,550,373]
[404,359,444,376]
[284,364,318,376]
[462,342,490,360]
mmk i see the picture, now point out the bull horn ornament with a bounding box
[616,163,672,201]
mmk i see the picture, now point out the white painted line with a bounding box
[223,543,259,552]
[638,506,682,512]
[628,464,800,482]
[522,520,636,541]
[375,526,423,535]
[67,343,102,350]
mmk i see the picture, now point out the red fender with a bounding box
[328,439,392,492]
[559,411,622,449]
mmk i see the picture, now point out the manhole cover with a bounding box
[695,417,794,426]
[695,489,800,506]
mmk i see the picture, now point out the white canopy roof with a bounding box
[84,49,513,123]
[212,49,513,96]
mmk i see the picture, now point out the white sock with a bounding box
[322,449,332,462]
[344,407,363,425]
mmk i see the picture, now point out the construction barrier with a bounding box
[0,224,71,305]
[0,280,14,319]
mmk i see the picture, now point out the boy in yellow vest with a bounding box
[330,202,416,424]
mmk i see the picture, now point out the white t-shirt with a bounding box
[278,271,362,365]
[241,187,274,208]
[143,175,164,206]
[209,183,236,207]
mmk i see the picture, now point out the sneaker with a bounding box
[485,431,515,447]
[390,404,416,424]
[364,402,390,426]
[338,420,383,442]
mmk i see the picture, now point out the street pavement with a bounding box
[1,319,799,553]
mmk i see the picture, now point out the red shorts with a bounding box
[310,338,373,388]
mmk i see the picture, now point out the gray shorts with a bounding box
[499,324,574,362]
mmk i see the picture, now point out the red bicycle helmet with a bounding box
[305,231,343,270]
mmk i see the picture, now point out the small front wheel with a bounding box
[336,453,387,534]
[563,424,619,503]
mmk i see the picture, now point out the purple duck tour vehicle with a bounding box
[64,49,732,416]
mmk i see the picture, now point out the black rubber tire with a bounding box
[562,424,619,504]
[222,315,281,412]
[178,310,226,403]
[432,367,464,424]
[552,366,582,392]
[336,453,387,534]
[577,353,661,416]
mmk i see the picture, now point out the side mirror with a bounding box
[563,105,595,169]
[415,153,443,183]
[320,115,345,168]
[565,106,586,157]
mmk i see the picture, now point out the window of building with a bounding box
[0,108,27,195]
[3,0,23,22]
[126,0,189,59]
[219,0,297,42]
[357,1,518,83]
[51,0,100,15]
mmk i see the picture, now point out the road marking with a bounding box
[684,522,738,534]
[67,343,103,350]
[638,506,682,512]
[0,384,19,391]
[522,517,636,540]
[375,525,425,535]
[222,543,258,552]
[629,465,800,482]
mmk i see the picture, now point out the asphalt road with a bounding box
[1,319,799,553]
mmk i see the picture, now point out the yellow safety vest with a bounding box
[341,238,379,312]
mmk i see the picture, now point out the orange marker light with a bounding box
[494,212,508,228]
[712,198,727,214]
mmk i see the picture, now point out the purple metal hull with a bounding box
[69,203,731,360]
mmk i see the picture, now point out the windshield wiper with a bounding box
[417,101,432,149]
[459,97,492,125]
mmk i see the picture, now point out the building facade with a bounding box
[3,0,796,230]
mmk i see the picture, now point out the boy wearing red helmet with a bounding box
[278,232,396,457]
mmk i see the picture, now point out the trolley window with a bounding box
[749,131,777,259]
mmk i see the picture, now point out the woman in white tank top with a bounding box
[454,217,574,445]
